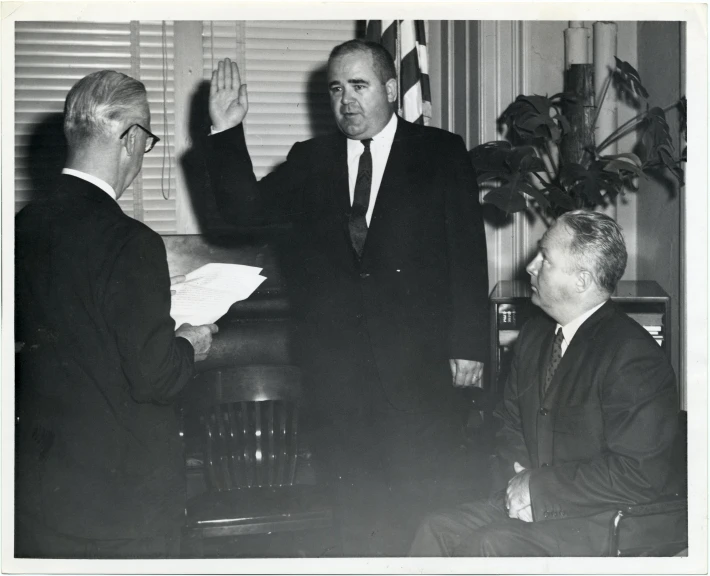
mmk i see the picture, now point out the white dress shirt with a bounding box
[555,300,607,357]
[346,113,398,226]
[62,168,117,201]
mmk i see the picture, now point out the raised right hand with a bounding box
[209,58,248,132]
[176,323,219,362]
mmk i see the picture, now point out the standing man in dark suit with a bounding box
[15,70,217,558]
[410,210,679,556]
[206,40,489,553]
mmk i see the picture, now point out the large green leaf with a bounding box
[469,141,513,175]
[541,183,577,210]
[679,96,687,142]
[520,95,555,115]
[560,161,624,206]
[602,159,643,178]
[483,185,528,213]
[499,95,568,143]
[612,56,649,100]
[472,142,551,214]
[602,152,643,166]
[518,181,551,209]
[657,144,685,186]
[641,107,673,159]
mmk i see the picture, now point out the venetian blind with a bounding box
[14,21,178,233]
[202,21,357,180]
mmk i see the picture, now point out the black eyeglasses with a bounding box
[119,124,160,153]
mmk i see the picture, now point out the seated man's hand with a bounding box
[516,504,533,523]
[449,359,484,388]
[506,461,532,522]
[176,323,219,362]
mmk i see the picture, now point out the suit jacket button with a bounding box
[360,272,370,279]
[539,408,549,416]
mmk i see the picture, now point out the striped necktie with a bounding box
[545,328,565,393]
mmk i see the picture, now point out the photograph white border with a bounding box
[2,1,707,573]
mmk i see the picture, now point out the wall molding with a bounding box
[478,20,531,290]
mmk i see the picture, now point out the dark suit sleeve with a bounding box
[529,336,677,521]
[493,330,533,480]
[103,227,195,404]
[445,134,489,361]
[206,124,307,226]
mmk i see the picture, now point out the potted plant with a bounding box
[470,57,686,218]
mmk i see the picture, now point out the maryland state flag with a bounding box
[366,20,432,126]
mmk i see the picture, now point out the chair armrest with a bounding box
[619,495,687,518]
[608,495,687,556]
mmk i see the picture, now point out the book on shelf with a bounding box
[499,330,520,347]
[498,308,518,328]
[627,312,664,328]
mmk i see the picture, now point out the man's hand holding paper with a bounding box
[170,263,266,327]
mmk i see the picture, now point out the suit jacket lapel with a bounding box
[540,301,615,407]
[327,135,355,253]
[332,135,350,214]
[365,118,411,254]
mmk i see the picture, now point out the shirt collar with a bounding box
[556,299,608,345]
[347,112,398,154]
[62,168,117,201]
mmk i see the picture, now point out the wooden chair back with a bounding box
[189,365,302,492]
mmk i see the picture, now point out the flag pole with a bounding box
[396,20,402,117]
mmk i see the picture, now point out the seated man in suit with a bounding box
[410,209,679,556]
[15,70,217,558]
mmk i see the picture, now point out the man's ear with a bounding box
[385,78,397,104]
[576,270,594,293]
[122,126,136,157]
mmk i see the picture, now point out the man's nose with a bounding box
[526,254,540,276]
[341,87,354,104]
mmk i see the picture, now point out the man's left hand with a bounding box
[170,275,186,296]
[449,359,484,388]
[506,461,532,522]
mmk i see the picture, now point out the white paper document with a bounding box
[170,263,267,327]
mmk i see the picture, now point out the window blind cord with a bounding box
[210,21,215,72]
[161,21,172,200]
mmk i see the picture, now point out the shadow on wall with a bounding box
[18,112,67,207]
[306,63,337,139]
[179,67,339,231]
[179,79,223,232]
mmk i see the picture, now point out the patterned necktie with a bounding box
[349,138,373,258]
[545,328,565,394]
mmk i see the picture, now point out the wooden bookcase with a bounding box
[488,280,671,399]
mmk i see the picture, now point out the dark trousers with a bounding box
[301,331,473,556]
[314,404,472,557]
[409,491,612,557]
[15,513,182,559]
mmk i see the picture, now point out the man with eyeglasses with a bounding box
[15,70,217,558]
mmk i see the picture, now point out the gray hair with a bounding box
[329,39,397,84]
[556,209,628,294]
[63,70,147,148]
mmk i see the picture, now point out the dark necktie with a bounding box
[349,138,373,258]
[544,328,565,393]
